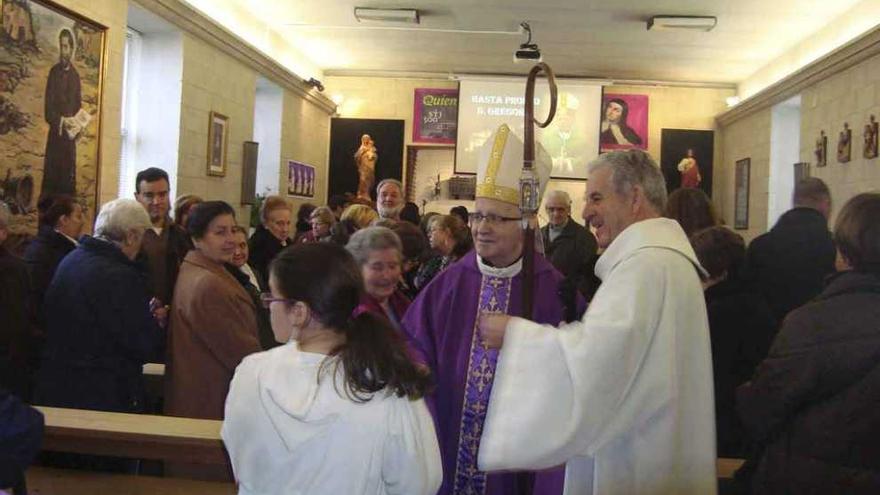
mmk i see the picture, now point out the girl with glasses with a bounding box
[223,243,441,494]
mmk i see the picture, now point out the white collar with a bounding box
[594,217,705,281]
[477,255,522,279]
[239,263,260,289]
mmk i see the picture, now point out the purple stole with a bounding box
[453,274,511,494]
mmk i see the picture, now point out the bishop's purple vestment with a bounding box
[402,250,583,495]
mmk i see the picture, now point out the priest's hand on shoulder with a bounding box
[479,313,511,349]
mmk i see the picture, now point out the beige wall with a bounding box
[176,34,257,222]
[719,110,773,241]
[719,52,880,241]
[800,53,880,219]
[281,88,332,212]
[54,0,127,206]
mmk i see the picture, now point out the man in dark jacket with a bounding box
[0,204,31,400]
[540,190,599,300]
[744,177,836,323]
[133,168,192,308]
[0,388,43,493]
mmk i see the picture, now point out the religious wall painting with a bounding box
[207,111,228,177]
[413,88,457,145]
[0,0,106,239]
[287,160,315,198]
[864,115,878,159]
[659,129,714,197]
[734,158,750,230]
[328,118,404,202]
[815,130,827,167]
[599,93,648,153]
[837,122,851,163]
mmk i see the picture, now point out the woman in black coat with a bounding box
[23,194,84,318]
[737,193,880,494]
[248,195,293,283]
[34,199,164,414]
[689,226,776,458]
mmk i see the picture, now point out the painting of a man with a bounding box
[41,28,81,198]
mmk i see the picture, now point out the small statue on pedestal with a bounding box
[354,134,377,201]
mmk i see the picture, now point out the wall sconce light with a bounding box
[306,78,325,92]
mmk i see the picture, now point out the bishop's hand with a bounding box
[479,313,511,349]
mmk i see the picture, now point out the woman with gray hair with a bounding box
[34,198,164,467]
[347,226,410,329]
[298,206,348,245]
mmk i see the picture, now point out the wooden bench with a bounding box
[142,363,165,377]
[717,457,746,479]
[26,466,235,495]
[36,406,227,465]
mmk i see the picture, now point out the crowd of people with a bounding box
[1,131,879,493]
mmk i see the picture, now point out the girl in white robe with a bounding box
[222,243,441,495]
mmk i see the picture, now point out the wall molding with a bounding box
[134,0,337,115]
[325,68,737,90]
[717,25,880,127]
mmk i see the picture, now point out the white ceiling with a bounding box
[213,0,868,84]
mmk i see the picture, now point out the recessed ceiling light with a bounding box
[647,16,717,32]
[354,7,420,24]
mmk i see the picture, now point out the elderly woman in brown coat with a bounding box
[737,192,880,494]
[165,201,261,422]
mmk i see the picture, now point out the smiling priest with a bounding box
[477,149,717,495]
[402,123,584,495]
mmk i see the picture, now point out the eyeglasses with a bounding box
[259,293,297,309]
[468,212,522,225]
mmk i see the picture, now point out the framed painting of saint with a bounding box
[599,93,648,153]
[0,0,106,240]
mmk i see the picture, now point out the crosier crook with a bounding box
[521,63,557,319]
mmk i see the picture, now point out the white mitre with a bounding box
[475,123,552,206]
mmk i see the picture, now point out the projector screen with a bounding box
[455,76,604,179]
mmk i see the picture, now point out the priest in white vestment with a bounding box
[477,149,717,495]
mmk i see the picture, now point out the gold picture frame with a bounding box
[207,111,229,176]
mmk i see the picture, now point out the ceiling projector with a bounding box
[514,47,542,63]
[514,21,542,63]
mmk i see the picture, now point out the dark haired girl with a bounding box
[222,243,440,494]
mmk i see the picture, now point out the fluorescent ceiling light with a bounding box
[647,16,717,32]
[354,7,420,24]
